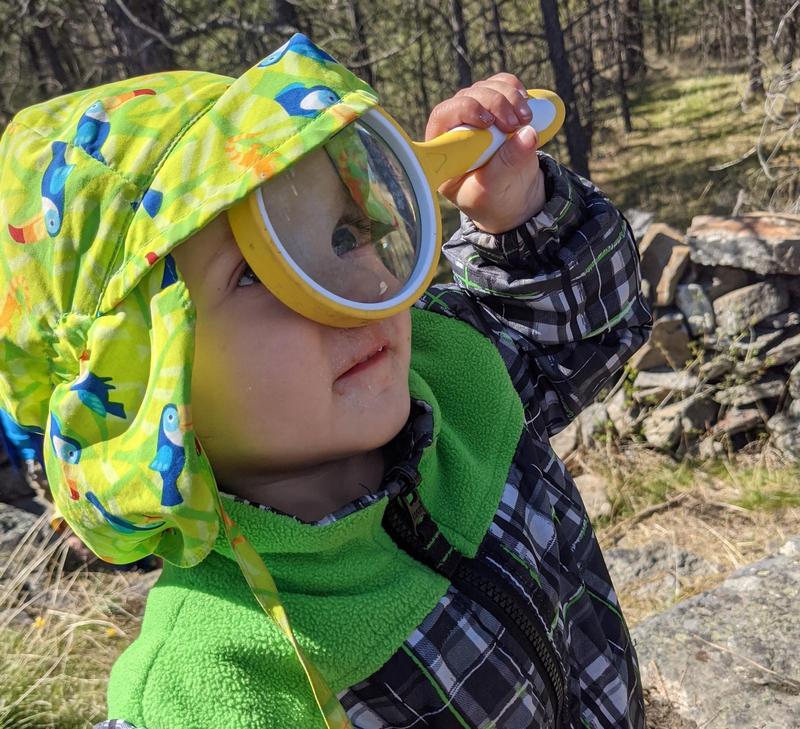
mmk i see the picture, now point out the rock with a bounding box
[573,473,611,520]
[712,281,790,336]
[790,362,800,400]
[0,502,41,552]
[577,402,610,449]
[642,395,717,449]
[727,326,786,356]
[632,545,800,729]
[675,283,715,336]
[686,212,800,275]
[633,370,700,402]
[698,356,733,382]
[764,331,800,367]
[698,434,726,459]
[712,407,763,437]
[779,537,800,557]
[704,264,753,301]
[630,312,693,371]
[605,540,720,596]
[623,209,656,242]
[639,224,690,306]
[767,414,800,461]
[790,399,800,419]
[656,245,691,306]
[606,387,637,439]
[714,376,785,406]
[550,420,578,460]
[758,309,800,329]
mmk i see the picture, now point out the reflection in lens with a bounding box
[256,120,420,305]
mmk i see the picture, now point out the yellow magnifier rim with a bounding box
[226,89,564,328]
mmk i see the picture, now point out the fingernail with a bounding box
[519,104,532,119]
[518,89,529,99]
[479,110,495,124]
[506,113,518,127]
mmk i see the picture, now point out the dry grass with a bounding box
[578,440,800,625]
[0,514,157,729]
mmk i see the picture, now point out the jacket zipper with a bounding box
[450,556,566,727]
[384,482,567,727]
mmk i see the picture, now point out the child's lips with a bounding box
[335,343,389,382]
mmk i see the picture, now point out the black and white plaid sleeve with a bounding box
[417,151,653,438]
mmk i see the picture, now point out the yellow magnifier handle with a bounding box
[411,89,565,189]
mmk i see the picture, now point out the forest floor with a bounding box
[589,54,800,231]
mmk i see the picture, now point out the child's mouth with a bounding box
[336,345,388,381]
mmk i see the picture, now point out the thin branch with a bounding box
[110,0,180,52]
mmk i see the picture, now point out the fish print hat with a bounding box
[0,34,382,727]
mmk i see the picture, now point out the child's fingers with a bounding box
[424,96,496,140]
[425,77,533,140]
[454,84,529,133]
[469,78,532,127]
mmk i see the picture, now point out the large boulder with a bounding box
[686,213,800,275]
[632,540,800,729]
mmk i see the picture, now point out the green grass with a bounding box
[589,58,799,230]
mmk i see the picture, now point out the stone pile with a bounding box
[553,211,800,463]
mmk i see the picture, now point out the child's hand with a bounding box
[425,73,546,235]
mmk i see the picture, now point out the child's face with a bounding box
[171,170,412,488]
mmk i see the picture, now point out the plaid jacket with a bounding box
[96,151,653,729]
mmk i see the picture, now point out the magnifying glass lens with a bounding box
[255,120,421,305]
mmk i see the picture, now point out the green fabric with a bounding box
[0,34,379,568]
[408,307,525,557]
[107,306,525,728]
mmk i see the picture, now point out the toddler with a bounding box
[0,34,652,728]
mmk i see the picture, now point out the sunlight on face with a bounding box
[170,184,412,490]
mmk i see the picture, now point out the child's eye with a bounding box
[236,263,261,288]
[332,214,372,257]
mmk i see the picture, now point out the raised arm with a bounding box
[418,151,653,439]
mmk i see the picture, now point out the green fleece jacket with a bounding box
[106,306,524,729]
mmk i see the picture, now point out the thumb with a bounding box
[476,125,539,182]
[499,126,539,167]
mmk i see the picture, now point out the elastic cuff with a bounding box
[459,152,587,268]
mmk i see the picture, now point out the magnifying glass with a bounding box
[227,89,565,328]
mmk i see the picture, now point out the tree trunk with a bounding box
[414,0,431,119]
[346,0,374,86]
[103,0,176,75]
[581,0,596,156]
[489,0,508,72]
[613,0,633,132]
[273,0,308,35]
[449,0,473,88]
[539,0,590,177]
[622,0,646,77]
[744,0,764,95]
[31,25,75,92]
[652,0,663,55]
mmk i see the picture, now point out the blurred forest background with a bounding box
[2,2,800,728]
[2,0,800,230]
